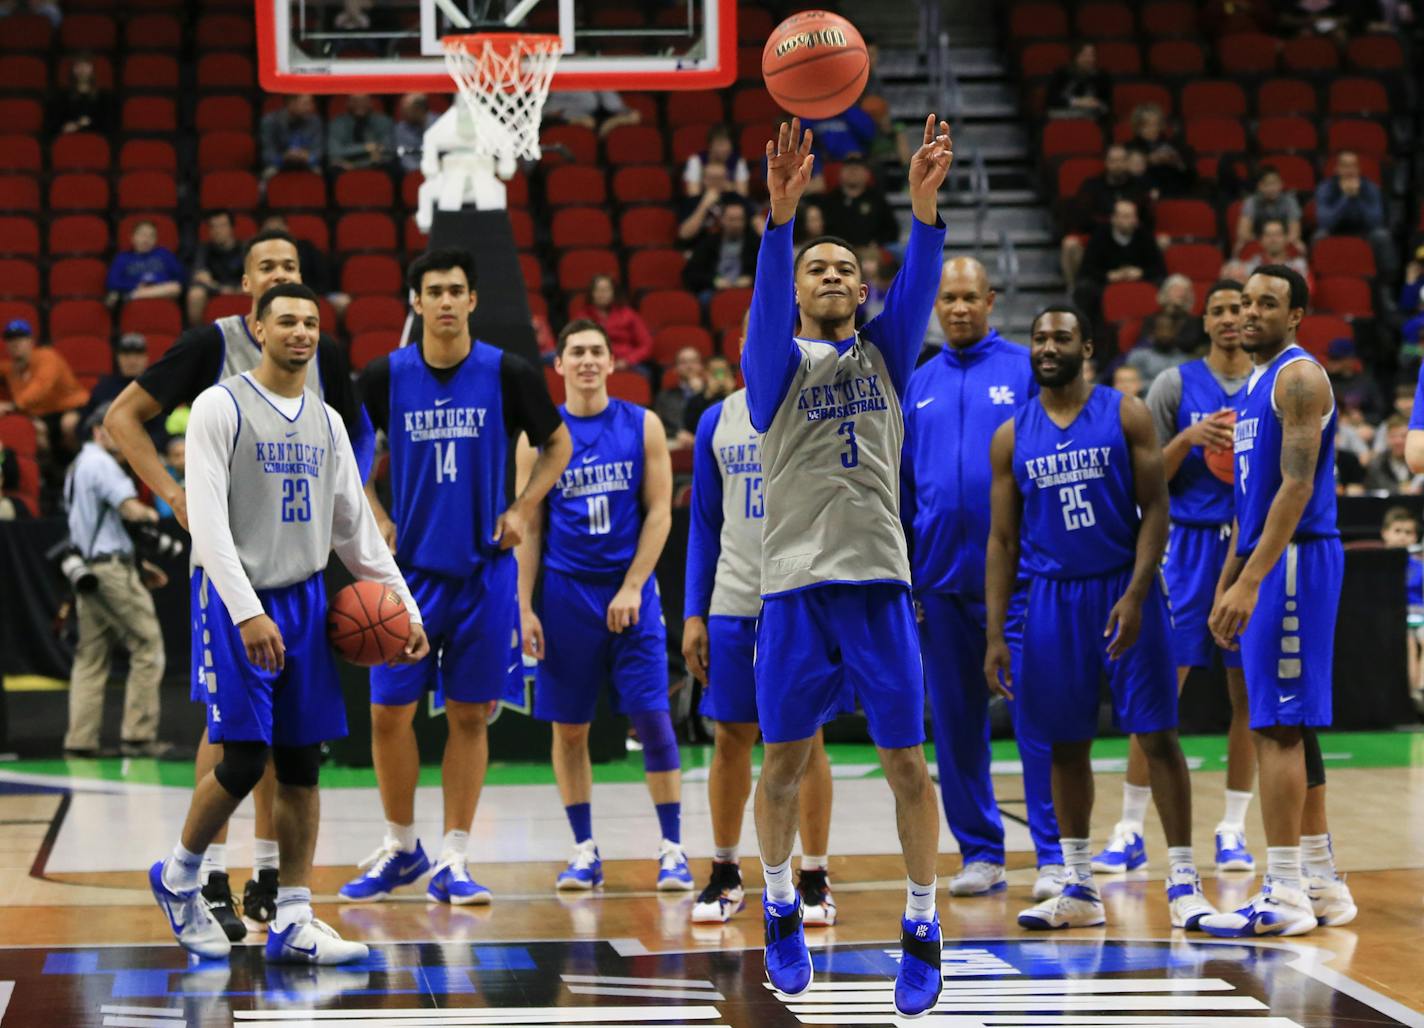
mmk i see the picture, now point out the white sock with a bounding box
[905,876,936,921]
[272,886,312,932]
[762,857,794,905]
[1062,837,1095,888]
[713,845,738,865]
[253,838,279,873]
[1120,782,1152,831]
[800,854,828,872]
[1266,846,1302,892]
[199,843,226,884]
[1166,846,1195,874]
[387,821,417,853]
[1221,789,1253,829]
[442,829,469,860]
[163,842,203,894]
[1301,833,1335,879]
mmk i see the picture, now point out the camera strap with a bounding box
[64,460,116,559]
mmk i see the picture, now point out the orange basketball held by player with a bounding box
[1204,408,1238,485]
[761,10,869,119]
[328,580,412,666]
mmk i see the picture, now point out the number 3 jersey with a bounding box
[1013,385,1138,580]
[545,398,645,578]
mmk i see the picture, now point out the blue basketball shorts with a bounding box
[369,553,521,708]
[1018,569,1178,744]
[755,582,924,749]
[533,568,668,724]
[1163,521,1243,670]
[1240,537,1342,730]
[699,615,759,724]
[190,569,347,747]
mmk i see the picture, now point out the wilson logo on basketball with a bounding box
[774,28,847,57]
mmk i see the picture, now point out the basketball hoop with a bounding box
[442,33,562,176]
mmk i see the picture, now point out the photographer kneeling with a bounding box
[62,403,169,757]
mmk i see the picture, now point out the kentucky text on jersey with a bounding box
[717,440,761,476]
[797,372,888,422]
[557,460,637,499]
[1234,415,1260,452]
[254,440,326,476]
[1023,446,1113,489]
[402,405,488,442]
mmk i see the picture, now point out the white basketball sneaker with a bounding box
[949,861,1006,896]
[1018,882,1106,930]
[1033,864,1068,901]
[1166,868,1218,930]
[1307,874,1357,927]
[1199,878,1318,937]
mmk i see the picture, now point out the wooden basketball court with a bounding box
[2,733,1422,1026]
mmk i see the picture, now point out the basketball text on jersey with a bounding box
[555,459,637,499]
[717,440,761,477]
[1022,446,1114,489]
[254,440,327,476]
[1233,414,1261,453]
[401,404,488,442]
[796,371,888,422]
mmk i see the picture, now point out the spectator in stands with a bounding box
[1045,43,1111,119]
[684,201,758,302]
[328,93,395,171]
[0,0,61,28]
[1233,166,1303,257]
[542,91,640,138]
[1315,150,1398,284]
[1380,506,1424,709]
[683,124,749,198]
[857,247,893,324]
[677,163,747,244]
[185,210,245,326]
[804,105,877,163]
[48,52,111,137]
[153,436,185,521]
[1124,103,1194,198]
[1403,234,1424,319]
[1366,415,1422,494]
[681,354,737,438]
[0,441,19,519]
[0,319,89,456]
[1156,273,1205,353]
[256,210,350,318]
[80,333,151,433]
[1125,310,1191,391]
[655,346,706,448]
[1062,144,1153,289]
[1223,217,1312,288]
[793,201,826,244]
[104,220,184,311]
[820,155,900,249]
[1073,199,1166,349]
[859,95,913,172]
[260,93,324,178]
[582,275,653,373]
[1326,337,1385,423]
[394,93,434,172]
[1111,364,1144,397]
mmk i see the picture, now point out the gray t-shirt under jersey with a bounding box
[1144,362,1253,446]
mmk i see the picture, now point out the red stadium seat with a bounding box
[1296,314,1352,358]
[671,124,716,165]
[1328,78,1390,117]
[1102,281,1160,322]
[543,367,566,406]
[1258,153,1316,193]
[54,336,112,378]
[199,170,260,212]
[653,324,714,363]
[546,166,607,207]
[1281,36,1339,73]
[49,173,109,213]
[1217,33,1278,75]
[341,255,403,296]
[1094,41,1142,76]
[267,171,328,210]
[404,216,429,256]
[1164,243,1223,281]
[1154,199,1218,240]
[0,136,40,174]
[1185,117,1246,155]
[540,125,598,165]
[1147,40,1206,77]
[117,213,178,251]
[48,215,109,256]
[730,89,782,125]
[203,294,249,322]
[1345,35,1403,73]
[195,96,255,133]
[1042,121,1103,160]
[0,259,38,300]
[1257,78,1318,116]
[1180,80,1247,119]
[551,207,614,249]
[1139,0,1196,36]
[719,327,743,364]
[1075,2,1135,37]
[50,300,111,339]
[0,14,53,51]
[195,13,255,49]
[121,54,179,91]
[0,176,39,213]
[333,170,394,208]
[1312,237,1376,278]
[1312,277,1372,318]
[1020,42,1071,80]
[557,250,620,294]
[1112,82,1173,119]
[619,207,678,249]
[668,91,726,127]
[197,131,256,171]
[48,258,107,298]
[349,331,400,372]
[125,13,182,50]
[604,125,665,165]
[1257,116,1318,153]
[607,371,651,406]
[612,165,674,206]
[0,217,38,257]
[0,99,42,135]
[1008,2,1068,39]
[0,413,37,457]
[1056,157,1104,199]
[709,287,754,333]
[638,289,702,331]
[335,212,397,254]
[0,55,48,91]
[118,140,177,173]
[1327,119,1388,159]
[196,53,254,90]
[121,97,177,133]
[627,248,687,294]
[508,207,534,250]
[116,171,177,210]
[737,6,774,41]
[59,14,117,52]
[344,296,407,335]
[120,298,182,337]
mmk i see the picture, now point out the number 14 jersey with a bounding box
[1013,385,1139,580]
[546,398,645,578]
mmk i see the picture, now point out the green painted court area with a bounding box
[5,730,1423,789]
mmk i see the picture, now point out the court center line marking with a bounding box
[232,1006,726,1021]
[561,974,720,989]
[99,1007,186,1016]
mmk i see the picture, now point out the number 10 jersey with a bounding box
[545,398,645,579]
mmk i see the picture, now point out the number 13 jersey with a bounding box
[546,398,645,578]
[1013,385,1138,580]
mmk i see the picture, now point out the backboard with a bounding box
[257,0,737,93]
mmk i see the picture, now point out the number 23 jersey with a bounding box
[1013,385,1138,580]
[545,398,645,578]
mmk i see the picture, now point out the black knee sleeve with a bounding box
[272,743,322,787]
[214,740,269,799]
[1302,728,1326,788]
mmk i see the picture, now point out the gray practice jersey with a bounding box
[213,372,337,589]
[710,389,764,617]
[216,315,322,392]
[759,335,908,596]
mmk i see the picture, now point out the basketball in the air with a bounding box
[328,580,410,666]
[1205,409,1238,485]
[762,10,869,119]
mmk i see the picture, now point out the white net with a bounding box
[442,33,562,172]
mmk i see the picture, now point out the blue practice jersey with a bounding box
[1233,346,1338,556]
[385,341,507,578]
[904,330,1034,598]
[1170,358,1242,527]
[545,398,645,578]
[1014,385,1139,580]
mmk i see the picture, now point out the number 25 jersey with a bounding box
[1013,385,1138,580]
[545,398,645,578]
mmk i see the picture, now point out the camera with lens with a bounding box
[130,523,185,562]
[46,539,98,594]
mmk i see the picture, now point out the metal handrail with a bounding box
[997,230,1020,312]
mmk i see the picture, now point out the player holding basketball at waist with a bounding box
[340,249,571,906]
[985,306,1216,932]
[149,283,425,964]
[745,115,949,1018]
[1202,266,1352,937]
[1094,280,1259,876]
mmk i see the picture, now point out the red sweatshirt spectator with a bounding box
[581,275,653,371]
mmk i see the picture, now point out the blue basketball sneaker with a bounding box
[656,840,694,891]
[427,855,492,905]
[556,840,603,891]
[763,894,812,996]
[337,840,430,902]
[1214,826,1256,872]
[895,914,943,1017]
[1199,878,1317,937]
[1090,822,1148,873]
[149,860,231,959]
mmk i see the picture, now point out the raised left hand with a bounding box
[907,114,953,207]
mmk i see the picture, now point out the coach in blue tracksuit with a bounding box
[903,257,1063,900]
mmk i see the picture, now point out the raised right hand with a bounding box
[239,614,285,673]
[765,117,815,223]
